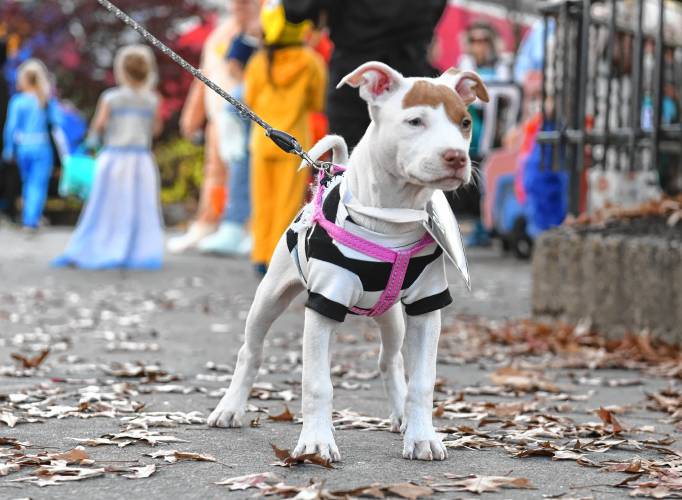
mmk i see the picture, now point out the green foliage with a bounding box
[155,137,204,205]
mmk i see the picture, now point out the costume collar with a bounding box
[340,177,429,225]
[338,176,470,290]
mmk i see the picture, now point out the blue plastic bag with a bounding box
[59,146,96,200]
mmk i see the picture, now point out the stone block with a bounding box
[582,235,625,331]
[671,242,682,341]
[560,234,586,320]
[621,238,648,330]
[532,232,564,315]
[532,227,682,344]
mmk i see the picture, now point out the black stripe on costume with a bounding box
[306,292,348,322]
[286,229,297,252]
[306,184,443,292]
[403,289,453,316]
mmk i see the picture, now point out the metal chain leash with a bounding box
[96,0,318,168]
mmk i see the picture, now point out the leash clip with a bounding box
[267,128,323,172]
[315,161,336,176]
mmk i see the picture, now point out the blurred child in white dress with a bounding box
[54,45,164,269]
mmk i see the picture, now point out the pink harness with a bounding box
[311,167,435,317]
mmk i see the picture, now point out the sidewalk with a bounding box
[0,228,679,499]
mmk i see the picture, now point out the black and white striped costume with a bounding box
[286,177,452,322]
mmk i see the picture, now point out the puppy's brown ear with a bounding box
[337,61,404,104]
[446,69,489,104]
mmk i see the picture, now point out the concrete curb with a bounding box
[532,228,682,342]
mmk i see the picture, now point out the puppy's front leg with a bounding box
[402,310,447,461]
[293,308,341,462]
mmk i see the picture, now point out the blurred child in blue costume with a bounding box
[54,45,164,269]
[3,59,66,230]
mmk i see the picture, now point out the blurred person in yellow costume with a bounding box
[246,0,326,274]
[168,0,260,253]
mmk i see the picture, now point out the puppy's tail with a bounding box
[298,135,349,171]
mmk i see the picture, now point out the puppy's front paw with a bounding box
[207,401,245,428]
[402,436,447,461]
[390,413,403,433]
[293,426,341,462]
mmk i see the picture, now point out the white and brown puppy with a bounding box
[207,62,488,461]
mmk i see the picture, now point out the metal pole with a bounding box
[651,0,665,170]
[602,0,617,171]
[569,0,591,215]
[629,0,644,171]
[541,12,550,171]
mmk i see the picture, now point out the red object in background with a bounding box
[433,3,530,71]
[58,41,81,71]
[309,112,328,145]
[514,112,542,205]
[177,15,217,51]
[153,15,216,122]
[309,30,334,64]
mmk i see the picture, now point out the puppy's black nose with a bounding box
[442,149,468,170]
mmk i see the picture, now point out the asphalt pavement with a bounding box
[0,227,678,499]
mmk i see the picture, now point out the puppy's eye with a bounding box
[461,118,472,130]
[406,117,424,127]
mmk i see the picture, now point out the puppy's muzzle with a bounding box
[441,149,469,179]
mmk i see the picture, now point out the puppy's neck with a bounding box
[345,125,434,235]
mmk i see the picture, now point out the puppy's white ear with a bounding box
[445,68,489,105]
[337,61,403,104]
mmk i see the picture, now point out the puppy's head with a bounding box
[338,62,489,191]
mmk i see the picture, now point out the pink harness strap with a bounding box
[311,168,434,317]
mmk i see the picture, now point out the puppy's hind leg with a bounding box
[373,304,407,433]
[208,238,303,428]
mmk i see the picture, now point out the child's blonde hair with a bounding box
[114,45,158,89]
[17,59,51,105]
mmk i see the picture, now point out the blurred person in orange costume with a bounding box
[246,0,326,274]
[168,0,260,253]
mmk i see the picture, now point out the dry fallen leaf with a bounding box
[433,403,445,417]
[107,429,190,447]
[268,405,295,422]
[490,366,560,393]
[601,459,644,473]
[11,465,106,487]
[597,407,624,434]
[69,437,132,448]
[0,412,18,428]
[215,471,281,490]
[52,446,90,464]
[11,349,49,369]
[145,450,216,464]
[266,480,433,499]
[0,462,21,476]
[628,480,682,499]
[270,443,333,469]
[122,464,156,479]
[120,411,204,429]
[432,474,535,494]
[386,482,434,499]
[0,437,30,449]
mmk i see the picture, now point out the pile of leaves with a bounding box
[439,317,682,375]
[566,195,682,228]
[216,469,535,498]
[0,444,158,486]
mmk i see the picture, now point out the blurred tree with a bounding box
[0,0,213,122]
